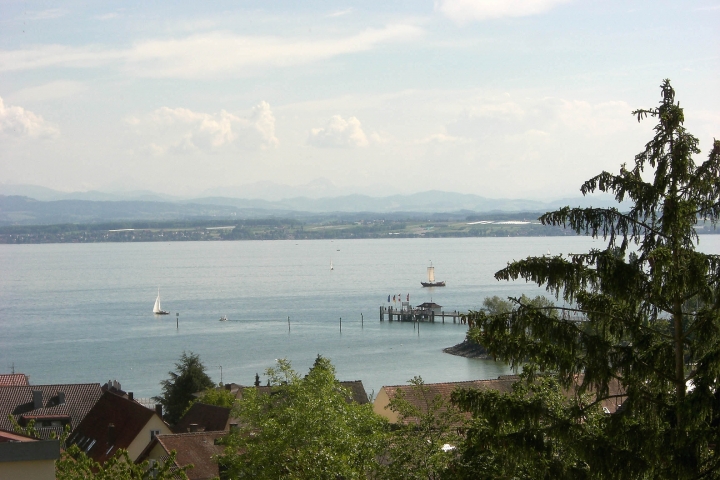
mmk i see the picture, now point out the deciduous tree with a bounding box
[183,386,236,416]
[216,357,387,479]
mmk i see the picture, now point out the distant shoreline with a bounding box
[1,218,716,245]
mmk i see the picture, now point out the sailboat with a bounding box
[421,262,446,287]
[153,289,169,315]
[330,260,334,270]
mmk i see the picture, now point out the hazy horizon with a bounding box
[0,179,630,205]
[1,1,718,199]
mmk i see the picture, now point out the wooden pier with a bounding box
[379,305,465,324]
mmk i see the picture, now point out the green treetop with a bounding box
[455,80,720,479]
[153,351,215,425]
[216,356,387,480]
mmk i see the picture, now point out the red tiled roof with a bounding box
[152,431,226,480]
[0,374,29,386]
[174,403,232,433]
[381,375,626,422]
[67,390,159,464]
[0,383,102,440]
[381,376,519,423]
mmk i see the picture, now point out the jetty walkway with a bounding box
[379,305,466,324]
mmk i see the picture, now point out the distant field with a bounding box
[0,218,577,244]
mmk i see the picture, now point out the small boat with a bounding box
[153,289,170,315]
[421,262,446,287]
[219,315,228,322]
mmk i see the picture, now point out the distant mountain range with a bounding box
[0,183,628,226]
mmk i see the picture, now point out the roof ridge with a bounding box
[383,377,519,389]
[0,383,101,388]
[159,431,225,437]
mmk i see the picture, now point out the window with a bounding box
[150,429,161,441]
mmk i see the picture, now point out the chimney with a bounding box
[189,423,199,432]
[128,392,133,401]
[58,392,66,405]
[107,423,116,446]
[155,404,163,418]
[32,390,43,410]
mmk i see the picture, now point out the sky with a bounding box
[0,0,718,200]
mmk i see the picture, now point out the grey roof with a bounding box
[0,383,102,440]
[231,380,369,405]
[174,403,233,433]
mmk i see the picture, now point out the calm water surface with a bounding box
[2,236,719,398]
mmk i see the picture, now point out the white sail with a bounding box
[153,290,162,314]
[330,260,334,270]
[427,266,435,283]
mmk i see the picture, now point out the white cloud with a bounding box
[418,132,468,144]
[0,97,58,138]
[249,102,279,148]
[326,8,354,18]
[96,12,121,21]
[0,24,424,78]
[131,102,278,153]
[435,0,573,23]
[9,80,86,103]
[24,9,68,20]
[449,95,633,138]
[308,115,369,148]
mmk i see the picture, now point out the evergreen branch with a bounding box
[540,207,665,242]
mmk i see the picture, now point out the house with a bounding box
[374,375,626,424]
[67,390,169,464]
[416,302,442,316]
[0,374,29,387]
[220,379,370,405]
[0,383,102,439]
[373,376,518,423]
[174,403,234,433]
[137,431,226,480]
[0,429,60,480]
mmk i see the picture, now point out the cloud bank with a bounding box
[308,115,369,148]
[0,97,58,138]
[0,24,424,78]
[131,101,278,154]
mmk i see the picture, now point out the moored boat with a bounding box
[421,262,446,287]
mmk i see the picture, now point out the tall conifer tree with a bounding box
[454,80,720,479]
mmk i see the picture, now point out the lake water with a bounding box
[2,236,719,398]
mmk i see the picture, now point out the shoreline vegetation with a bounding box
[2,217,716,244]
[0,216,576,244]
[442,339,492,359]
